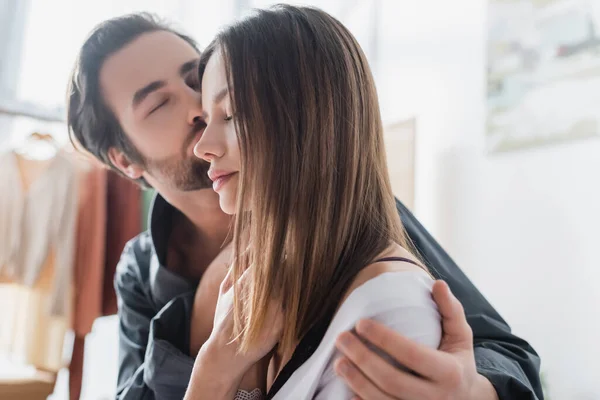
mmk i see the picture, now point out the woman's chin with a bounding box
[218,195,236,215]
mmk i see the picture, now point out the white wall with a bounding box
[375,1,600,399]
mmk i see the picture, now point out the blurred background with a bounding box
[0,0,598,399]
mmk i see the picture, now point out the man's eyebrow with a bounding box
[131,59,199,109]
[132,81,166,108]
[179,59,199,76]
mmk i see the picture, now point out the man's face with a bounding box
[100,30,211,191]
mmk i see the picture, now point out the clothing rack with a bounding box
[0,99,65,123]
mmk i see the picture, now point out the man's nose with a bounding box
[185,88,203,126]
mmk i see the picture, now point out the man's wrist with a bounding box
[471,373,500,400]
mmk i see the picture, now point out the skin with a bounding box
[193,49,240,215]
[334,280,499,400]
[100,30,497,400]
[98,30,230,344]
[101,31,211,195]
[191,50,499,400]
[97,30,273,394]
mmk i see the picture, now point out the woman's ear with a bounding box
[108,147,144,180]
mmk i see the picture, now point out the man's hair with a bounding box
[67,13,199,187]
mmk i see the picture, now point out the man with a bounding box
[67,13,542,400]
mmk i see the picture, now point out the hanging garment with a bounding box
[0,261,69,372]
[69,168,140,400]
[72,160,107,337]
[0,149,78,373]
[0,153,22,280]
[0,150,78,317]
[102,170,142,316]
[69,160,107,400]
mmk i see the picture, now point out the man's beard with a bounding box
[145,155,212,191]
[136,120,213,191]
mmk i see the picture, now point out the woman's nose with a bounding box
[193,124,224,162]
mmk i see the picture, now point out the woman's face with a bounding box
[194,50,241,215]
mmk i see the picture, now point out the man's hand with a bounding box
[334,280,499,400]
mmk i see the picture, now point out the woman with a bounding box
[188,5,441,399]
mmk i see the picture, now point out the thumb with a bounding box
[432,280,473,348]
[220,265,253,295]
[220,267,234,294]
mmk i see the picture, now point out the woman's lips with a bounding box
[212,172,237,192]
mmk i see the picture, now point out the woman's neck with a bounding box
[267,345,297,392]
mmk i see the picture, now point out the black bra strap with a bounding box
[373,256,421,267]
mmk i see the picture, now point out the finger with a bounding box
[336,332,435,400]
[431,280,473,344]
[334,357,396,400]
[221,265,253,294]
[354,319,453,381]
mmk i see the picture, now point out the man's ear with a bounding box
[108,147,144,180]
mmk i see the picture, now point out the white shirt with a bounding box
[273,269,442,400]
[0,150,78,317]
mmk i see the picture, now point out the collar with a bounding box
[148,192,180,267]
[147,193,195,307]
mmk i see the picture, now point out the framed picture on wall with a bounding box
[384,118,416,210]
[487,0,600,153]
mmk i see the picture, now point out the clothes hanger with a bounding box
[28,131,58,146]
[14,131,59,160]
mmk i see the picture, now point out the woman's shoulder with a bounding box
[321,245,441,366]
[344,268,435,313]
[341,244,434,306]
[329,246,441,349]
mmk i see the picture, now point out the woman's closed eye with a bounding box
[149,98,170,115]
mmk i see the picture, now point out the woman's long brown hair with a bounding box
[199,5,417,355]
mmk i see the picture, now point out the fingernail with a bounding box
[356,319,373,335]
[336,333,351,349]
[336,359,351,376]
[436,279,448,291]
[443,281,454,296]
